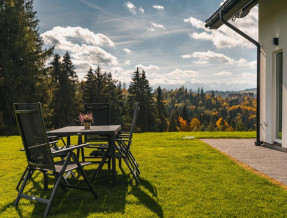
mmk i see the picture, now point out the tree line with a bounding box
[0,0,256,135]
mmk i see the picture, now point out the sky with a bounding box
[34,0,258,91]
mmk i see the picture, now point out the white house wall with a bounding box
[259,0,287,147]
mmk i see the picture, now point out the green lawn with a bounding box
[1,132,287,217]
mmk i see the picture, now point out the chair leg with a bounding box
[108,157,111,170]
[44,151,73,217]
[16,166,29,190]
[119,158,122,169]
[43,171,49,190]
[72,153,98,200]
[126,154,140,175]
[15,168,34,206]
[43,173,63,217]
[81,147,85,162]
[123,157,140,185]
[92,155,108,181]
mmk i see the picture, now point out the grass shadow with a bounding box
[130,178,163,218]
[28,168,129,217]
[5,166,162,217]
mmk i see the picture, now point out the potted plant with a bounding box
[78,112,94,130]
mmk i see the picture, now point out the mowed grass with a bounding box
[1,132,287,217]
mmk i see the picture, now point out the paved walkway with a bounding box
[201,139,287,186]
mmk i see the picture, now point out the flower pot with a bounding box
[84,121,91,130]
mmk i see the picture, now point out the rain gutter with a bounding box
[219,11,263,146]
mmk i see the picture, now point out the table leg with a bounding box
[77,134,85,161]
[67,136,71,146]
[111,133,116,186]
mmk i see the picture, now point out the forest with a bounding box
[0,0,256,135]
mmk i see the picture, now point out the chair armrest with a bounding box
[47,135,58,140]
[117,134,130,138]
[49,141,58,145]
[52,143,89,155]
[119,131,130,135]
[116,139,131,143]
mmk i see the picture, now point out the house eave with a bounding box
[205,0,258,29]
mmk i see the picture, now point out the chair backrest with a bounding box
[84,103,110,126]
[14,103,54,171]
[129,102,140,141]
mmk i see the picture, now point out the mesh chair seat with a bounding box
[89,150,106,157]
[53,161,92,173]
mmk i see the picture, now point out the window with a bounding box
[275,52,283,140]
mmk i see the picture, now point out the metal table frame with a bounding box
[47,125,121,186]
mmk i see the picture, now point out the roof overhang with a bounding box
[205,0,258,29]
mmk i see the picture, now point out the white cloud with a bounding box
[139,7,144,14]
[152,5,164,10]
[185,6,258,48]
[42,26,115,47]
[124,1,136,14]
[72,45,118,65]
[148,69,199,85]
[214,71,232,76]
[182,50,256,68]
[136,64,160,71]
[193,60,209,65]
[123,48,132,54]
[220,0,227,6]
[146,27,155,32]
[241,72,256,80]
[181,54,192,59]
[109,67,132,83]
[184,17,206,29]
[125,60,131,65]
[150,22,166,30]
[41,26,118,80]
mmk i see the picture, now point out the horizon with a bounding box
[34,0,258,91]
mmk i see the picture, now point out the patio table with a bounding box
[47,125,121,186]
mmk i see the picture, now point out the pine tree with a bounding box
[181,104,190,122]
[128,68,155,132]
[50,53,78,128]
[140,70,156,131]
[0,0,52,134]
[83,67,96,103]
[82,66,123,125]
[168,110,178,132]
[156,86,167,132]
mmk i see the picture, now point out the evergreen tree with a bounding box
[50,53,78,128]
[83,67,96,103]
[168,110,178,132]
[82,66,123,125]
[94,66,105,102]
[181,104,190,122]
[156,86,167,132]
[128,68,155,131]
[140,70,156,131]
[0,0,52,134]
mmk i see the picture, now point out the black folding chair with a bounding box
[83,103,111,167]
[15,104,72,191]
[14,103,97,217]
[94,102,140,185]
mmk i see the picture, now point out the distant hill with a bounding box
[206,88,257,97]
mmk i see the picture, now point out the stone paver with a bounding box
[201,139,287,185]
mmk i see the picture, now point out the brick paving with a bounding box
[201,139,287,185]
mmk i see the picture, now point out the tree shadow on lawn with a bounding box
[2,169,163,217]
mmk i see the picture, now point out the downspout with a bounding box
[219,11,263,146]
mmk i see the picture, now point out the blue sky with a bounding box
[34,0,258,91]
